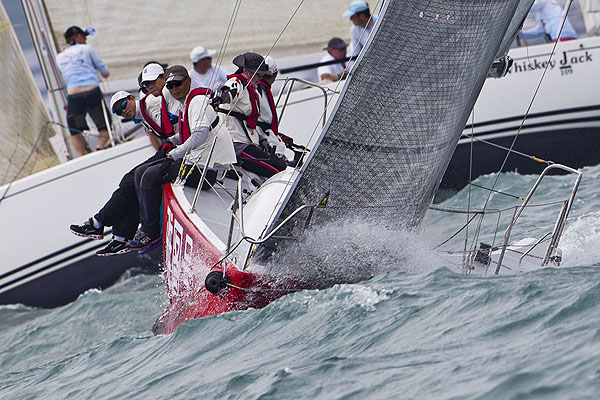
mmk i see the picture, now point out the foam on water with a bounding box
[2,166,600,399]
[265,218,445,286]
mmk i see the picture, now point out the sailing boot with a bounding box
[126,229,161,252]
[96,238,132,256]
[70,218,104,239]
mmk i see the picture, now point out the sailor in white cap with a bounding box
[344,1,376,57]
[70,83,179,257]
[188,46,228,91]
[138,62,182,147]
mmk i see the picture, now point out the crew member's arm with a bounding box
[89,46,109,78]
[168,96,211,161]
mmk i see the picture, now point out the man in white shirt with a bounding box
[343,1,376,57]
[128,65,236,251]
[188,46,228,91]
[521,0,578,42]
[317,38,348,82]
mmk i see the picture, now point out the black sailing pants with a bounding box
[94,150,165,239]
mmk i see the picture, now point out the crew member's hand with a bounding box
[160,158,173,179]
[278,133,294,148]
[159,141,174,157]
[259,138,270,153]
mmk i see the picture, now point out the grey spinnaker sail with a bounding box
[263,0,528,254]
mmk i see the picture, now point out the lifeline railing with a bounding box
[222,176,329,269]
[429,163,582,275]
[493,163,582,274]
[275,77,331,129]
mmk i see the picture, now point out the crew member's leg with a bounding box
[66,92,90,157]
[87,87,111,150]
[129,159,181,250]
[238,144,286,178]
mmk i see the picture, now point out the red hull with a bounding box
[153,184,289,335]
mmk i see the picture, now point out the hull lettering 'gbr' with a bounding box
[154,185,286,335]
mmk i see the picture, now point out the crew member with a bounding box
[56,26,110,156]
[256,56,286,157]
[344,1,376,57]
[128,66,236,251]
[317,37,349,82]
[217,52,287,178]
[189,46,228,91]
[521,0,578,42]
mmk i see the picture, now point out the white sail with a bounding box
[43,0,356,80]
[0,1,59,187]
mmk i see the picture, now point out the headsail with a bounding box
[495,0,535,58]
[262,0,528,253]
[0,2,59,187]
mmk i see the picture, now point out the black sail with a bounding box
[261,0,533,256]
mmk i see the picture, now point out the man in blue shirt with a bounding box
[56,26,110,156]
[344,1,376,58]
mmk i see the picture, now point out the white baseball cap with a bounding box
[141,63,164,83]
[110,90,131,113]
[190,46,216,63]
[265,56,278,74]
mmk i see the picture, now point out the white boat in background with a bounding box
[274,34,600,192]
[445,34,600,190]
[0,137,159,307]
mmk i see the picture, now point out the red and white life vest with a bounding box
[257,80,278,135]
[178,87,213,144]
[227,73,259,129]
[139,93,175,140]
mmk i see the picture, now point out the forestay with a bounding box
[264,0,532,253]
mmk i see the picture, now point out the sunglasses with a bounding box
[115,99,128,116]
[166,80,184,89]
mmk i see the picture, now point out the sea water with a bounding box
[2,165,600,399]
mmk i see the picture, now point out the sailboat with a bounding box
[151,0,548,335]
[0,0,159,308]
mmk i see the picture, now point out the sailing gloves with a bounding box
[159,141,174,157]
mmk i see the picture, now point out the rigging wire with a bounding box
[469,183,523,200]
[460,132,553,166]
[0,122,52,205]
[477,0,575,214]
[254,0,385,252]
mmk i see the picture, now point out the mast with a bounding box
[20,0,71,160]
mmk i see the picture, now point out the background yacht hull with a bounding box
[0,137,160,308]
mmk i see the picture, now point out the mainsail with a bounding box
[42,0,355,81]
[0,2,59,187]
[264,0,532,251]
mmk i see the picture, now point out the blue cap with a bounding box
[343,1,368,18]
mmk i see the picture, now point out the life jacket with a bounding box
[257,80,278,135]
[178,87,215,143]
[139,93,175,140]
[226,73,259,129]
